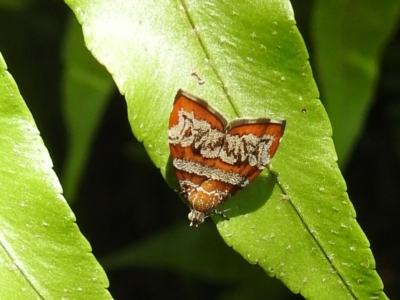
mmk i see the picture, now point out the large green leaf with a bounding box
[0,52,111,299]
[65,0,386,299]
[312,0,400,167]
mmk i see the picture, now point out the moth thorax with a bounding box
[189,181,222,212]
[188,210,205,227]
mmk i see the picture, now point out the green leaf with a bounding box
[61,14,115,201]
[65,1,387,299]
[101,222,292,299]
[0,52,111,299]
[101,222,253,282]
[312,0,400,167]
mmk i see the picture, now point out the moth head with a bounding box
[188,209,205,227]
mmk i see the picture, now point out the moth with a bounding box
[168,89,285,226]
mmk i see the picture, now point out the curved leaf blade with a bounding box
[65,1,387,299]
[0,52,111,299]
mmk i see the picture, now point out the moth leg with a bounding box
[211,209,230,221]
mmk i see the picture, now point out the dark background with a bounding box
[0,1,398,299]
